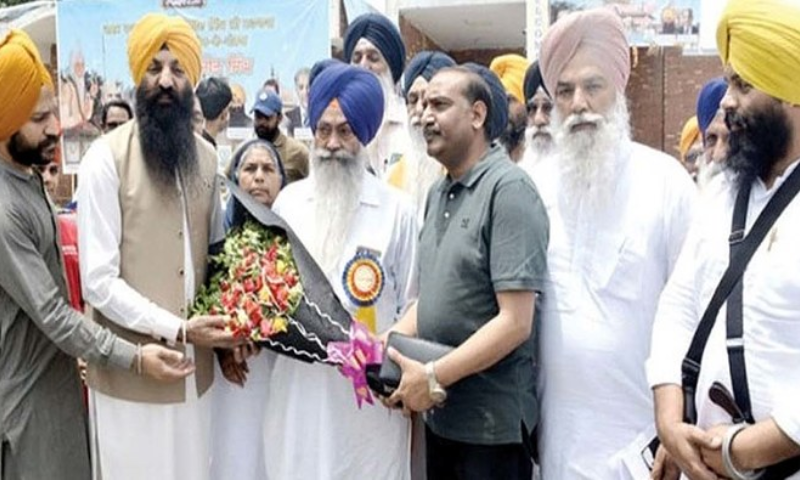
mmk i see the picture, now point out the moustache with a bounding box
[422,125,440,140]
[530,126,551,138]
[563,112,605,132]
[725,110,747,133]
[147,88,179,105]
[314,147,355,163]
[40,135,59,150]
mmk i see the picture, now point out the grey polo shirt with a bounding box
[417,144,549,446]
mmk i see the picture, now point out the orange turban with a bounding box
[540,8,630,97]
[127,13,202,87]
[717,0,800,105]
[679,116,700,161]
[490,54,529,104]
[0,29,52,141]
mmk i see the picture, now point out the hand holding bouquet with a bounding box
[191,220,303,342]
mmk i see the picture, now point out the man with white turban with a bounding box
[648,0,800,478]
[344,12,411,177]
[264,63,418,480]
[533,7,696,479]
[77,13,243,480]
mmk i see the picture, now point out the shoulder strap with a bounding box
[682,165,800,424]
[725,183,754,424]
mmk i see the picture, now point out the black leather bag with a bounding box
[366,332,453,396]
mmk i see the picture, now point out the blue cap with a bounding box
[251,90,283,117]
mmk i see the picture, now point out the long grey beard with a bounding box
[406,126,443,219]
[554,99,631,216]
[520,125,555,172]
[310,147,367,274]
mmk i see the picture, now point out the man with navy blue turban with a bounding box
[695,77,729,189]
[344,12,410,177]
[264,63,419,480]
[386,51,455,223]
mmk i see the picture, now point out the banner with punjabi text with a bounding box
[56,0,329,173]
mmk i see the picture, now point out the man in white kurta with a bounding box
[343,12,411,178]
[264,62,417,479]
[648,1,800,476]
[532,8,696,479]
[77,14,240,480]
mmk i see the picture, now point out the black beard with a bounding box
[255,124,279,142]
[8,132,57,167]
[135,83,198,188]
[725,101,792,191]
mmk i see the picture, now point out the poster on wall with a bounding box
[56,0,329,173]
[545,1,701,48]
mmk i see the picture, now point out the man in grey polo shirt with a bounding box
[387,65,549,480]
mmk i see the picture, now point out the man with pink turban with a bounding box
[532,7,697,479]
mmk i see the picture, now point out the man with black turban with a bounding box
[264,63,418,480]
[520,60,555,171]
[385,65,548,479]
[649,1,800,478]
[344,12,410,177]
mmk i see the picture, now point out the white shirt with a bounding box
[368,94,410,178]
[534,141,696,479]
[647,160,800,477]
[77,137,224,480]
[77,139,223,343]
[264,173,418,480]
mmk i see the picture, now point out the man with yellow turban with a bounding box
[263,63,418,480]
[490,54,529,163]
[0,29,195,480]
[678,115,702,181]
[75,13,244,480]
[533,7,697,479]
[649,1,800,479]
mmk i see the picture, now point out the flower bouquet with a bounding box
[191,220,302,341]
[191,177,382,406]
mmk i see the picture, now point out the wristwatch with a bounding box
[425,361,447,404]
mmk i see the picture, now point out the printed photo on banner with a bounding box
[56,0,329,173]
[545,1,701,48]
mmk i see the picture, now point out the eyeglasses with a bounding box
[105,121,125,131]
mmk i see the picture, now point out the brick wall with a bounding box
[627,46,724,159]
[400,16,444,61]
[448,48,525,68]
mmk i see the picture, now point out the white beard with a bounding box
[520,125,555,171]
[696,153,725,192]
[405,126,443,218]
[554,98,631,217]
[309,147,367,274]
